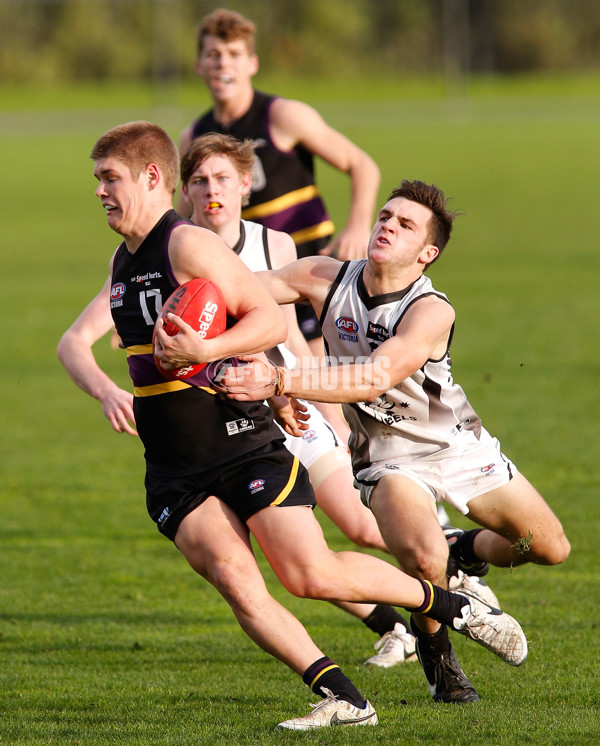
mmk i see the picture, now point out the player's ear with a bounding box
[419,244,439,265]
[241,171,252,196]
[146,163,161,190]
[181,182,192,205]
[248,53,259,76]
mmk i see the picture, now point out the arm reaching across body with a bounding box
[217,294,455,404]
[256,254,341,312]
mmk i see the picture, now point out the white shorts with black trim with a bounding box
[355,428,517,515]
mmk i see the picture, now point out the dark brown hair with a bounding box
[388,179,457,264]
[197,9,256,56]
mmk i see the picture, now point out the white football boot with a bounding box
[363,622,418,667]
[277,689,377,730]
[452,588,528,666]
[449,569,500,609]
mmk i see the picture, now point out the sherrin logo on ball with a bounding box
[153,278,226,381]
[197,302,219,338]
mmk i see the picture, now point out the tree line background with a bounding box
[1,0,599,87]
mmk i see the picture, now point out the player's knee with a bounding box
[538,533,571,565]
[207,559,261,610]
[516,529,570,566]
[549,535,571,565]
[402,544,448,582]
[284,575,323,599]
[277,565,332,600]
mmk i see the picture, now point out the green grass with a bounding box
[1,76,599,744]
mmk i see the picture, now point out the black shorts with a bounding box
[145,441,316,541]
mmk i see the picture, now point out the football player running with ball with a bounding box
[59,122,528,729]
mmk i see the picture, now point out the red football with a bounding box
[153,278,226,381]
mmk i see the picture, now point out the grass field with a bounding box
[1,74,599,744]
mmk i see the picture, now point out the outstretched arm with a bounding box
[282,296,455,402]
[270,98,380,260]
[57,276,137,436]
[219,296,455,405]
[256,254,342,317]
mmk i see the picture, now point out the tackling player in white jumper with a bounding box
[212,179,570,704]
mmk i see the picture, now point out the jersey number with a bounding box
[139,289,162,326]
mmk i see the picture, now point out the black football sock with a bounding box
[362,604,411,637]
[302,657,367,709]
[450,528,485,565]
[409,616,451,648]
[403,579,473,632]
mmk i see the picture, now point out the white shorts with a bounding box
[355,430,517,516]
[281,401,351,488]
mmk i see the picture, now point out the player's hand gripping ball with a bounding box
[153,278,226,380]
